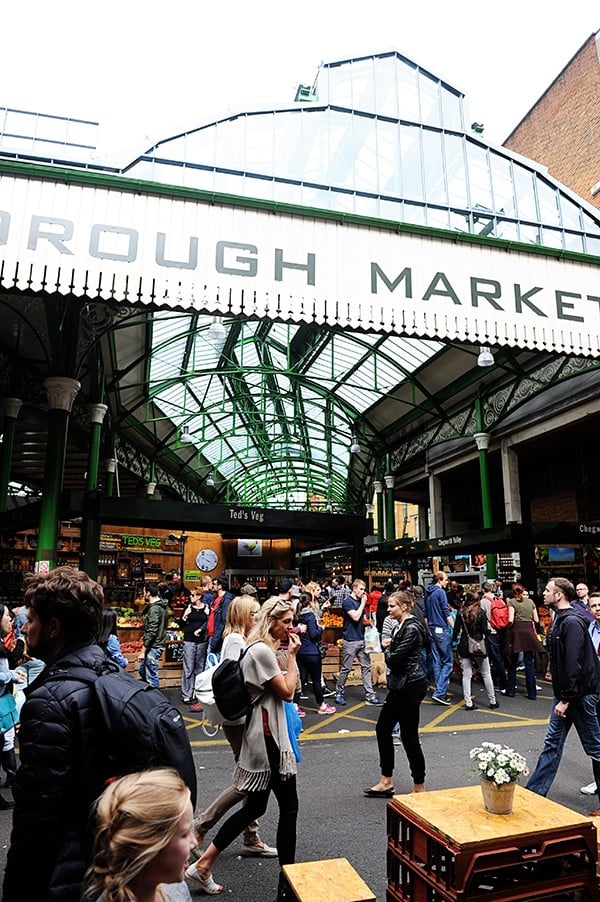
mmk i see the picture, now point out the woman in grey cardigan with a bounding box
[186,597,301,899]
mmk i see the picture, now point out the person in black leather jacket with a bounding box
[364,591,428,798]
[3,566,106,902]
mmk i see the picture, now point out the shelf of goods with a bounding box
[386,785,599,901]
[117,613,184,688]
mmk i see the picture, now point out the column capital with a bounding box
[384,475,395,490]
[474,431,491,451]
[373,480,383,494]
[88,403,108,425]
[146,481,156,496]
[4,398,22,419]
[105,458,117,474]
[366,503,374,516]
[43,376,81,412]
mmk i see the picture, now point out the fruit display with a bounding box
[116,607,143,628]
[321,611,343,628]
[120,639,143,655]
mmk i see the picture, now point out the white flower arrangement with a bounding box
[469,741,529,788]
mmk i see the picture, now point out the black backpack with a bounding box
[211,648,253,722]
[49,660,197,805]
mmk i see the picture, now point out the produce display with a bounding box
[116,607,143,628]
[120,639,143,655]
[321,611,343,628]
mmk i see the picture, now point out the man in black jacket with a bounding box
[526,576,600,813]
[3,566,106,901]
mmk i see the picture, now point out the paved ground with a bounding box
[0,672,599,900]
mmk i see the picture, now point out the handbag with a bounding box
[461,617,487,657]
[0,692,18,733]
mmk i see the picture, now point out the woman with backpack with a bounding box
[452,592,498,711]
[186,597,301,900]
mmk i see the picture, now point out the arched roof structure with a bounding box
[0,51,599,514]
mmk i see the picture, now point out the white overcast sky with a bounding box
[5,0,600,160]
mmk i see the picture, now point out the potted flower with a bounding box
[470,741,529,814]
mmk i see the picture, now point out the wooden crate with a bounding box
[282,857,375,901]
[387,786,599,901]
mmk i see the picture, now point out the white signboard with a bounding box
[0,173,599,355]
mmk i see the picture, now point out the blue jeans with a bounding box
[507,650,536,698]
[429,628,453,697]
[139,645,163,688]
[181,640,208,701]
[527,693,600,797]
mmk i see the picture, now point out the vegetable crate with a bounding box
[387,787,599,901]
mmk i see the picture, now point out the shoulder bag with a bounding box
[461,616,487,657]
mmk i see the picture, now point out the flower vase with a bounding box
[480,778,516,814]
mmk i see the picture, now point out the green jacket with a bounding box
[143,597,168,648]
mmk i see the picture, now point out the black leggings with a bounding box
[376,680,427,785]
[297,653,324,705]
[212,735,298,865]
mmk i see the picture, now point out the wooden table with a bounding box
[387,785,599,901]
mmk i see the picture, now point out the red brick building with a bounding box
[505,31,600,210]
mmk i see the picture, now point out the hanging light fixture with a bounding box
[477,346,494,367]
[180,424,192,444]
[350,431,361,454]
[208,316,227,344]
[206,469,215,487]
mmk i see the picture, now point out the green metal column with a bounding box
[384,474,396,541]
[80,491,101,578]
[474,397,496,579]
[36,377,80,572]
[0,398,22,512]
[373,479,384,542]
[86,404,108,492]
[105,458,116,497]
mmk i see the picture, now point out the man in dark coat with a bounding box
[3,566,106,901]
[527,576,600,814]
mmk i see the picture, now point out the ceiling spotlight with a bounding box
[350,432,361,454]
[180,424,192,443]
[477,346,494,368]
[206,469,215,487]
[325,473,332,487]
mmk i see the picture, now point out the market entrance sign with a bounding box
[1,172,599,355]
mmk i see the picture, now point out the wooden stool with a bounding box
[282,857,375,902]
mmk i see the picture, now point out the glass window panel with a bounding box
[422,129,447,206]
[563,231,584,253]
[300,108,328,183]
[466,142,492,210]
[427,207,451,230]
[379,198,404,221]
[495,220,520,242]
[376,119,402,197]
[540,227,563,249]
[326,63,353,108]
[537,180,560,227]
[328,109,353,189]
[441,87,463,132]
[354,194,380,217]
[184,167,216,191]
[513,166,538,222]
[398,124,423,202]
[349,58,376,112]
[352,113,378,192]
[374,55,399,119]
[403,203,427,226]
[582,211,600,236]
[418,73,442,128]
[490,154,516,218]
[448,210,470,233]
[585,235,600,255]
[560,197,582,232]
[518,223,543,245]
[397,62,420,123]
[243,113,274,173]
[444,134,467,207]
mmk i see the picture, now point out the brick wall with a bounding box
[530,489,578,521]
[504,34,600,210]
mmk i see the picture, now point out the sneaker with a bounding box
[240,840,278,858]
[299,693,309,700]
[581,782,598,795]
[190,701,202,712]
[489,701,500,709]
[322,686,336,697]
[317,703,336,715]
[335,694,346,706]
[181,698,193,705]
[431,694,451,706]
[393,734,401,746]
[366,696,384,706]
[295,708,306,718]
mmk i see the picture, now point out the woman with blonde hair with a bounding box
[186,597,301,901]
[193,595,277,860]
[83,768,196,901]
